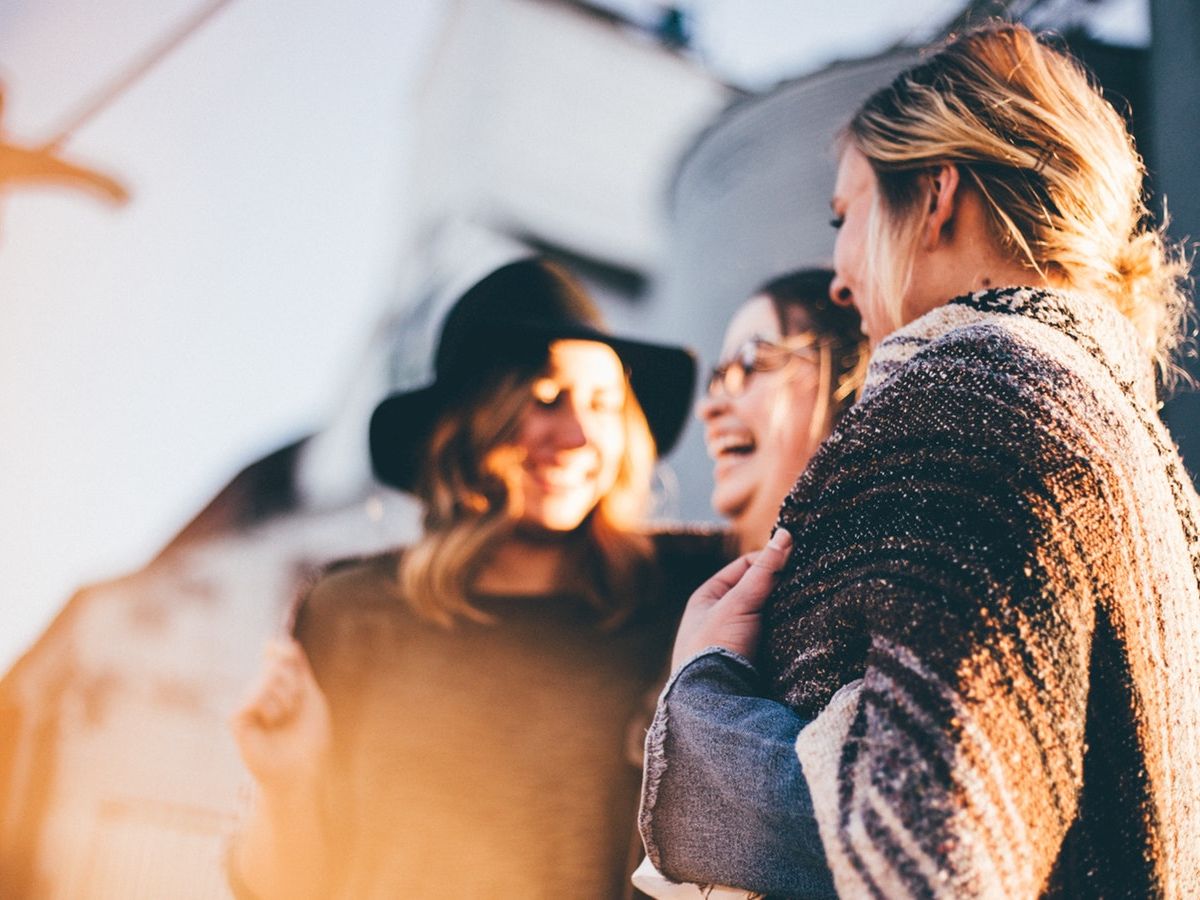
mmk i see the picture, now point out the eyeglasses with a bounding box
[706,335,823,398]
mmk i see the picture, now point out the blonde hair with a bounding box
[398,361,656,628]
[844,22,1192,383]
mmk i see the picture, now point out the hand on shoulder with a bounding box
[670,528,792,672]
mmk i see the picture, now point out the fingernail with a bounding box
[769,527,791,549]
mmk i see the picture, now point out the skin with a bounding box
[676,145,1050,666]
[697,296,825,554]
[670,528,792,672]
[230,339,634,897]
[475,339,628,594]
[828,146,1046,344]
[499,339,627,534]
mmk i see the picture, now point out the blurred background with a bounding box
[0,0,1194,895]
[1,0,1179,676]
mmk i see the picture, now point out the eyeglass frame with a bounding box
[705,333,831,398]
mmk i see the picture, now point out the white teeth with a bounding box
[530,465,591,488]
[708,433,756,457]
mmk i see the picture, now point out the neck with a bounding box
[733,497,783,555]
[906,262,1051,326]
[962,263,1052,296]
[473,530,575,595]
[904,186,1055,325]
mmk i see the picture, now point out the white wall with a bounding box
[0,0,446,671]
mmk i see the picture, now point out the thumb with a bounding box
[752,527,792,573]
[723,527,792,612]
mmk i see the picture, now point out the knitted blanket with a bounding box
[763,287,1200,897]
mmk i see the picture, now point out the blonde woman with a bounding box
[229,259,727,898]
[642,23,1200,899]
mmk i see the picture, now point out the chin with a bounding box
[525,501,597,533]
[540,517,587,533]
[711,483,751,524]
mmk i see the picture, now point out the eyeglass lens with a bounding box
[706,336,819,398]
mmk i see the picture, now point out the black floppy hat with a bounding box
[369,258,696,492]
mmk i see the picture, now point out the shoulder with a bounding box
[303,551,401,612]
[292,551,407,658]
[863,289,1118,421]
[846,319,1079,466]
[781,313,1103,552]
[879,319,1060,399]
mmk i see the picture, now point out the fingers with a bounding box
[720,528,793,615]
[750,527,792,573]
[690,553,759,605]
[690,528,794,605]
[670,529,794,668]
[235,639,314,730]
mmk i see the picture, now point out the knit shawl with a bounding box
[764,286,1200,898]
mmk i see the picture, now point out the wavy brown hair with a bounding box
[397,359,656,628]
[843,22,1191,383]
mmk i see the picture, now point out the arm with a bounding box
[636,532,836,897]
[228,639,333,900]
[640,648,836,898]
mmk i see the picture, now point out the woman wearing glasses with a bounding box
[699,269,865,555]
[634,271,864,899]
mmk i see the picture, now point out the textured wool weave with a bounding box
[764,287,1200,898]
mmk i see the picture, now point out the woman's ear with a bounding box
[922,163,961,249]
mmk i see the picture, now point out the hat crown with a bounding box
[433,259,603,379]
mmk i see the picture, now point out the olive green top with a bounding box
[293,530,728,899]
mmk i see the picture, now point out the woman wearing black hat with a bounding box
[227,258,727,899]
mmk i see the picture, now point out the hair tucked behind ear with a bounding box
[845,22,1192,385]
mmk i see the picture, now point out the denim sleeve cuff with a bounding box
[641,646,759,859]
[638,648,836,898]
[666,646,760,695]
[642,649,746,868]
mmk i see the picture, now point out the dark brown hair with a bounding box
[756,267,868,424]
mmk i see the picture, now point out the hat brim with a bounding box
[370,324,695,492]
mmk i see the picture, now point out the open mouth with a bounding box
[708,432,757,460]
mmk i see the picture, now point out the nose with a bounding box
[829,274,854,308]
[551,401,589,450]
[696,390,728,424]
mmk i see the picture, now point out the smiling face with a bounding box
[488,339,628,533]
[698,296,824,551]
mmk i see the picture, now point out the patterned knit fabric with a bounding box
[763,287,1200,898]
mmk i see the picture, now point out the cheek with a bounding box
[512,409,544,455]
[733,390,775,442]
[585,416,626,474]
[764,379,820,456]
[735,376,789,441]
[597,430,626,479]
[837,226,865,283]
